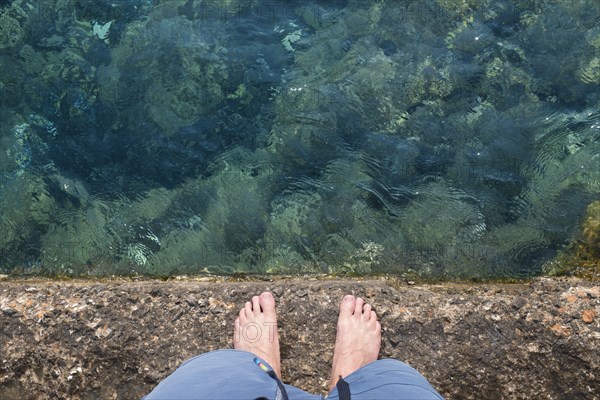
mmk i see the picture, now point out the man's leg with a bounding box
[143,349,282,399]
[144,292,321,400]
[233,292,282,378]
[326,358,444,400]
[325,295,444,400]
[327,295,382,393]
[233,291,321,399]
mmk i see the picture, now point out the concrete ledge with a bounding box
[1,277,598,399]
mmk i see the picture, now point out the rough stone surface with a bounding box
[0,276,599,400]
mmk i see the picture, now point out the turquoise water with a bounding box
[0,0,598,278]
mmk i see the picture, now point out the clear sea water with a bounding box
[0,0,598,278]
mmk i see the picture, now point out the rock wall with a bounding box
[0,277,598,399]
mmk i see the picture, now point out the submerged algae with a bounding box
[0,2,26,49]
[546,201,600,280]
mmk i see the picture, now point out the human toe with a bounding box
[244,301,253,318]
[362,303,372,320]
[252,295,261,314]
[339,295,355,318]
[354,297,364,315]
[239,307,248,324]
[259,292,276,317]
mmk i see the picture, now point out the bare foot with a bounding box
[233,292,282,379]
[329,295,381,392]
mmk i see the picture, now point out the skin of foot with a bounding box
[329,295,382,392]
[233,291,282,379]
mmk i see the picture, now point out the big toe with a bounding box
[259,292,276,317]
[339,295,355,318]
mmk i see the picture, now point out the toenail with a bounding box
[343,295,354,302]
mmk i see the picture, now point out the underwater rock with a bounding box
[0,2,25,49]
[400,181,485,259]
[92,20,113,43]
[578,56,600,84]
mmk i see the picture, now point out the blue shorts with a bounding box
[144,349,444,399]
